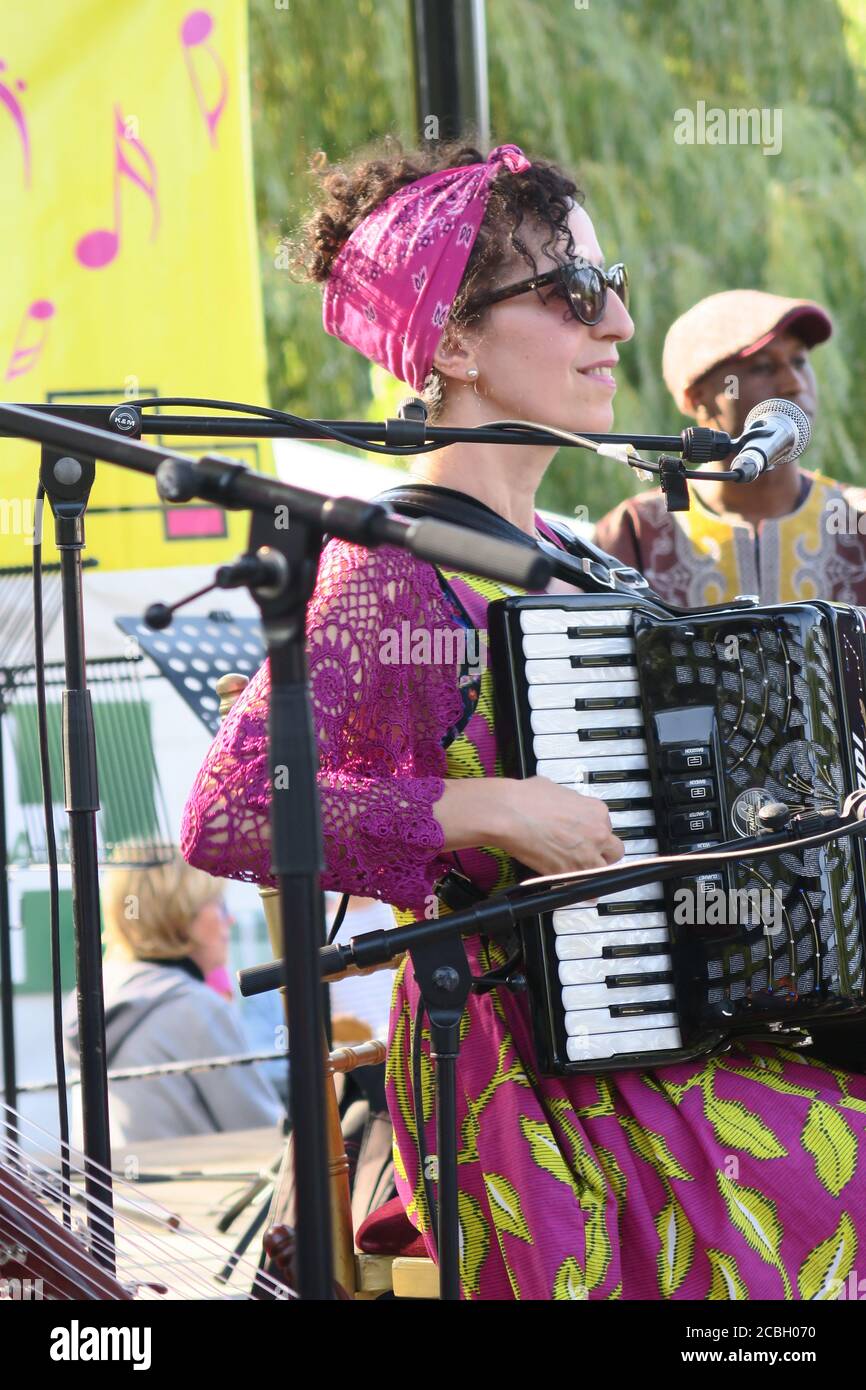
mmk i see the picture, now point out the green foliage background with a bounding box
[249,0,866,524]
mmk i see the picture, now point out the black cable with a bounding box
[126,396,446,460]
[326,893,350,946]
[470,949,524,995]
[123,395,738,477]
[449,849,472,881]
[32,482,72,1226]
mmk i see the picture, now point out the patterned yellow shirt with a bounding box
[595,470,866,607]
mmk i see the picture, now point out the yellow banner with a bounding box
[0,0,271,571]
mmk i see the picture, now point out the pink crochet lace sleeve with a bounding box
[180,540,465,912]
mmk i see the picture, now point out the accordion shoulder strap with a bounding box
[373,484,651,597]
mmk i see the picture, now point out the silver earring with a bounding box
[467,368,478,380]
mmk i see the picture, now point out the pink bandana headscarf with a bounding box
[321,143,532,391]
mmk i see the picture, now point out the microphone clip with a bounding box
[658,454,691,513]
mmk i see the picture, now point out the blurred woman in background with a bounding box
[65,848,283,1147]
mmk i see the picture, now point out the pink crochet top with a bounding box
[180,537,474,913]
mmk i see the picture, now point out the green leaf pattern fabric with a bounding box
[382,567,866,1299]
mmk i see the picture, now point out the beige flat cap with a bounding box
[662,290,833,414]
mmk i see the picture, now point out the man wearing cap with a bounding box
[595,289,866,606]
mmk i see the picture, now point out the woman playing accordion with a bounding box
[181,138,866,1300]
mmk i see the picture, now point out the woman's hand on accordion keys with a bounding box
[434,775,625,876]
[499,776,625,875]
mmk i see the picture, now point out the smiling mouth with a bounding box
[578,365,617,387]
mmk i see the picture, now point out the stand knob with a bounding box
[397,396,428,422]
[757,801,791,832]
[144,602,174,630]
[432,966,461,993]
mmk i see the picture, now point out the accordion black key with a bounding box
[489,593,866,1074]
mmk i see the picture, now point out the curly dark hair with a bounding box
[286,135,584,421]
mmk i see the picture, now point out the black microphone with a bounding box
[729,398,811,482]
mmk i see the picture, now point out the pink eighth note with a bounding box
[181,10,213,44]
[5,298,55,381]
[76,104,160,270]
[0,59,30,187]
[180,9,228,147]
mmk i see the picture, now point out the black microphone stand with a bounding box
[0,398,737,460]
[231,502,334,1301]
[0,401,551,1302]
[37,446,115,1263]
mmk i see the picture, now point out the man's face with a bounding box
[687,330,818,436]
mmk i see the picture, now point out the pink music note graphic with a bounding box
[180,10,229,147]
[75,105,160,270]
[0,59,30,187]
[5,299,55,381]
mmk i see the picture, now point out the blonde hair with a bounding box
[102,846,226,961]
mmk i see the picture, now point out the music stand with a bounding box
[114,614,265,735]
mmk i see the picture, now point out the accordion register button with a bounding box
[678,872,733,917]
[677,873,725,899]
[669,808,717,837]
[664,746,712,772]
[667,776,716,804]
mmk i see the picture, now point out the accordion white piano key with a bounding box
[525,659,638,686]
[535,753,651,783]
[559,955,673,986]
[595,883,665,905]
[565,779,653,802]
[622,837,659,856]
[565,1025,682,1061]
[530,706,645,735]
[554,926,671,959]
[563,1005,678,1034]
[553,907,668,934]
[609,808,657,831]
[527,680,640,709]
[562,980,675,1011]
[522,633,635,660]
[532,733,648,760]
[519,608,635,634]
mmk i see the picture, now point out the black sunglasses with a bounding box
[466,258,629,326]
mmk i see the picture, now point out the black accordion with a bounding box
[489,592,866,1075]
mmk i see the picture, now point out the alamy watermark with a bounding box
[672,882,784,937]
[50,1320,151,1369]
[825,497,866,536]
[0,496,39,541]
[830,1270,866,1299]
[379,621,487,674]
[0,1240,43,1299]
[0,1275,43,1299]
[674,102,783,157]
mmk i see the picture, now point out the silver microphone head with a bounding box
[742,397,812,465]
